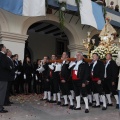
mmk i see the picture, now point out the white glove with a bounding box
[48,64,54,70]
[54,63,61,72]
[14,74,17,80]
[15,71,18,74]
[17,72,21,75]
[37,66,45,73]
[36,75,38,80]
[24,74,26,79]
[32,73,34,77]
[69,62,76,69]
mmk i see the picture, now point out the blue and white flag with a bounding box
[80,0,105,30]
[0,0,46,16]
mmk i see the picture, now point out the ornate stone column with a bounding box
[0,31,28,61]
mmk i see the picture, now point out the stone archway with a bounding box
[21,14,82,58]
[21,14,79,46]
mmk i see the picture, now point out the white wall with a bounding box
[1,40,25,61]
[28,32,56,61]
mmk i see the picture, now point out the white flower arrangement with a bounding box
[90,45,120,59]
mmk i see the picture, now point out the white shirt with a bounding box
[104,60,110,78]
[63,60,65,64]
[92,61,97,72]
[73,60,82,70]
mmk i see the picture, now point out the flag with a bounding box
[0,0,46,16]
[80,0,105,30]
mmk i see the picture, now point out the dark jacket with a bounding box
[105,60,118,82]
[61,61,71,81]
[7,57,15,81]
[42,63,50,79]
[49,64,60,80]
[77,61,90,83]
[34,64,42,81]
[0,52,12,81]
[14,60,22,74]
[23,62,33,81]
[90,60,105,81]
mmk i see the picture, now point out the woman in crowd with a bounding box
[23,57,34,95]
[34,59,43,94]
[116,51,120,111]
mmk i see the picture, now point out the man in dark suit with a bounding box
[0,44,12,113]
[4,49,15,106]
[60,52,74,109]
[14,54,23,94]
[70,52,89,113]
[103,53,119,108]
[90,53,107,110]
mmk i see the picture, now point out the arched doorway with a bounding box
[25,21,69,61]
[22,14,79,61]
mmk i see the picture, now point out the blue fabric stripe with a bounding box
[0,0,23,15]
[92,2,105,30]
[106,7,120,17]
[110,20,120,28]
[66,4,78,11]
[47,0,59,8]
[48,0,78,11]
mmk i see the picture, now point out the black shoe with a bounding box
[47,100,53,103]
[69,105,74,110]
[92,105,100,108]
[102,107,107,110]
[107,103,113,106]
[89,103,92,106]
[74,107,81,110]
[0,109,8,113]
[116,104,119,109]
[40,98,47,101]
[61,104,68,107]
[85,109,89,113]
[57,102,61,105]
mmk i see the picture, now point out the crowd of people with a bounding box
[0,43,120,114]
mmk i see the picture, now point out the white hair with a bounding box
[77,51,83,56]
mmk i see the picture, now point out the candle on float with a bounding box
[87,38,90,43]
[87,32,91,36]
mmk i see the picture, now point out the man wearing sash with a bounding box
[70,52,89,113]
[90,53,107,110]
